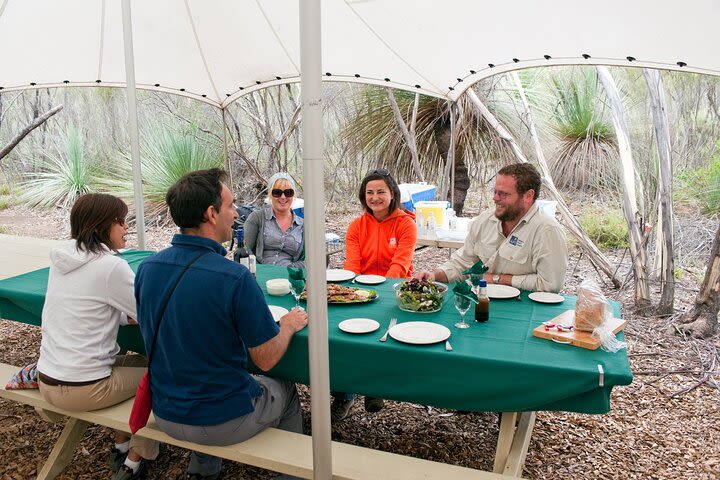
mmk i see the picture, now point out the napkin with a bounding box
[287,266,306,291]
[452,280,477,304]
[462,260,488,286]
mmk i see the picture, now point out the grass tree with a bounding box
[20,126,102,209]
[111,130,224,219]
[342,84,516,215]
[549,68,618,193]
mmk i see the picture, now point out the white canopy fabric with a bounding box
[1,0,719,107]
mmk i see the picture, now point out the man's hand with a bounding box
[413,270,434,281]
[126,316,138,325]
[249,307,308,371]
[279,308,308,333]
[414,269,448,283]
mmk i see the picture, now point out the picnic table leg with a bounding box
[493,412,518,473]
[36,416,91,480]
[493,411,536,477]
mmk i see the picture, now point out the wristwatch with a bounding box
[492,274,500,284]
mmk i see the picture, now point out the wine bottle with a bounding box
[233,227,250,270]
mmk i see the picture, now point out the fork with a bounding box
[379,317,397,342]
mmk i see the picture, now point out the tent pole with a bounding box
[449,102,456,210]
[121,0,146,249]
[300,1,332,479]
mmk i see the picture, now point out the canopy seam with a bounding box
[344,0,442,94]
[183,0,221,101]
[0,0,9,21]
[255,0,300,73]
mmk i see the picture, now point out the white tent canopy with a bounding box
[1,0,719,107]
[2,1,719,478]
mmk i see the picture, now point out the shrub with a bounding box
[579,208,629,250]
[676,152,720,215]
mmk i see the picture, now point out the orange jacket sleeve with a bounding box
[385,215,417,278]
[343,217,362,274]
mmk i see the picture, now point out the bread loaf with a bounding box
[575,281,606,331]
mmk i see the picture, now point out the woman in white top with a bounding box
[37,193,159,480]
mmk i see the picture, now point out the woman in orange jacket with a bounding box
[344,168,417,278]
[332,168,417,421]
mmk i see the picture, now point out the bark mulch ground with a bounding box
[0,205,718,479]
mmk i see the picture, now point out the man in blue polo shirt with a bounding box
[135,168,308,480]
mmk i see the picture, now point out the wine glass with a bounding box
[454,295,471,329]
[288,279,305,309]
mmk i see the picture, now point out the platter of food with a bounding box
[301,283,378,304]
[393,279,447,313]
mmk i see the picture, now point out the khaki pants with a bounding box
[38,354,160,460]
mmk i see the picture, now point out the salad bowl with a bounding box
[393,279,448,313]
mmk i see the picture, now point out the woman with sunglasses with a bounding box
[332,168,417,420]
[36,193,159,480]
[244,172,305,267]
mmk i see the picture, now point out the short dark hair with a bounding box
[70,193,128,254]
[166,168,227,230]
[498,163,541,200]
[359,168,402,215]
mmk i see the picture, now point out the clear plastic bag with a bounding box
[575,279,626,352]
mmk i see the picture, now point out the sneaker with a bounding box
[331,397,356,422]
[364,396,385,413]
[176,472,223,480]
[111,459,148,480]
[108,448,128,473]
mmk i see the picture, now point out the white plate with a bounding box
[326,269,356,282]
[389,321,451,345]
[487,284,521,299]
[528,292,565,304]
[338,318,380,334]
[268,305,289,322]
[354,274,386,285]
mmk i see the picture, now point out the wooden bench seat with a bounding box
[0,363,510,479]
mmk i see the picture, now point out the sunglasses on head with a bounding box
[271,188,295,198]
[368,168,390,177]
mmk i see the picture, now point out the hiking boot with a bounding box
[330,397,356,422]
[111,459,148,480]
[176,472,223,480]
[108,448,128,473]
[364,396,385,413]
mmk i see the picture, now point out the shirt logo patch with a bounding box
[508,235,524,248]
[389,237,397,247]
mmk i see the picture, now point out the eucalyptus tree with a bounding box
[342,83,516,215]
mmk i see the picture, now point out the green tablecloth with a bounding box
[0,251,632,414]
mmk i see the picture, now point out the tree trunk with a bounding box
[0,105,63,162]
[643,68,676,315]
[674,222,720,338]
[386,88,424,181]
[466,87,622,287]
[597,67,651,308]
[433,113,469,214]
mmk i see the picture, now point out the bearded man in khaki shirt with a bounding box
[415,163,568,293]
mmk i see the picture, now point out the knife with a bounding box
[379,317,397,342]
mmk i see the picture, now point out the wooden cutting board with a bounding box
[532,310,627,350]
